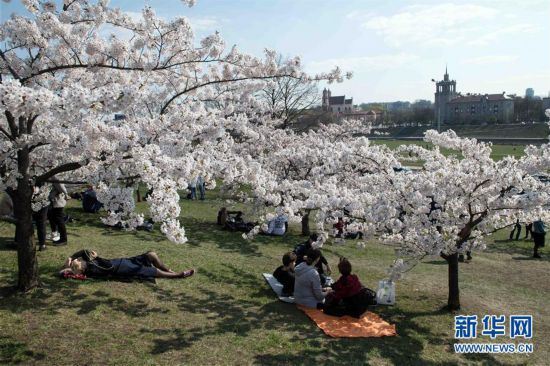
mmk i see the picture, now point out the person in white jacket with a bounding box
[48,180,68,245]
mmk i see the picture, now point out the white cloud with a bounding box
[362,3,498,47]
[188,16,222,32]
[306,53,420,74]
[467,23,539,46]
[462,55,519,65]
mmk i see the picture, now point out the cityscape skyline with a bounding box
[1,0,549,104]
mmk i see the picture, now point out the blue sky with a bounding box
[2,0,549,104]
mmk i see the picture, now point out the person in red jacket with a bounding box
[323,258,374,318]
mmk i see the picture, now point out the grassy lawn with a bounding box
[0,189,548,365]
[372,140,525,161]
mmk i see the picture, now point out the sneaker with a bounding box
[48,232,60,241]
[52,239,67,246]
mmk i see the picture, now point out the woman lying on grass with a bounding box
[59,249,195,280]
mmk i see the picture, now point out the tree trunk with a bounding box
[444,253,460,311]
[136,189,142,203]
[13,148,39,292]
[301,210,310,236]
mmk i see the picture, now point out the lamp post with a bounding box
[431,78,441,132]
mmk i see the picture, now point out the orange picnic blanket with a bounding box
[298,305,397,338]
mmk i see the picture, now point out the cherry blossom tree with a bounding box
[0,0,345,291]
[240,122,550,310]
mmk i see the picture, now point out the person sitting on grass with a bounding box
[273,252,297,296]
[323,258,375,318]
[59,249,195,280]
[293,234,332,286]
[294,248,332,309]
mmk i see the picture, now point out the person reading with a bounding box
[59,249,195,280]
[273,252,296,296]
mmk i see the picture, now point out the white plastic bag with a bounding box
[376,279,395,305]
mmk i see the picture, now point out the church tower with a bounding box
[322,88,331,111]
[434,66,457,124]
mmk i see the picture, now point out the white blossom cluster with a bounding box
[0,0,348,244]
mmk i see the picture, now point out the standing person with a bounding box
[509,219,521,241]
[524,222,533,240]
[32,186,49,251]
[293,234,332,286]
[197,176,206,200]
[294,249,332,308]
[532,219,546,259]
[48,180,68,246]
[188,177,197,200]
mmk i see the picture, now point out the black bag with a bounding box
[357,287,377,306]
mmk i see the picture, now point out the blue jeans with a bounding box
[198,183,205,200]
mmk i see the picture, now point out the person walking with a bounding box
[509,219,521,241]
[532,219,546,259]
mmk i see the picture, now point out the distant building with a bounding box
[434,68,514,124]
[322,89,355,113]
[525,88,535,99]
[543,97,550,115]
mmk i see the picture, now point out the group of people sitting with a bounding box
[273,234,376,318]
[217,208,257,232]
[216,208,289,236]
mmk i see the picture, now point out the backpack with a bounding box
[533,221,546,234]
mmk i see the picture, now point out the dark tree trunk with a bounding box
[136,189,141,203]
[301,210,310,236]
[444,253,460,311]
[12,148,39,291]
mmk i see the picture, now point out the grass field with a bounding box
[371,123,549,140]
[372,140,525,161]
[0,185,548,365]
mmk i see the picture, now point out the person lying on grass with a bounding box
[59,249,195,280]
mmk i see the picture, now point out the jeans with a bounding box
[48,207,67,241]
[32,206,48,246]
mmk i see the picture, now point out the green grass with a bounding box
[373,123,549,140]
[372,140,525,161]
[0,190,548,365]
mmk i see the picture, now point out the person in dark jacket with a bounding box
[323,258,372,318]
[293,233,331,286]
[532,219,546,258]
[509,219,521,241]
[273,252,296,296]
[59,250,195,279]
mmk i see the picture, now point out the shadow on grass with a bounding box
[182,219,263,256]
[65,207,168,242]
[486,239,549,262]
[0,236,16,251]
[137,282,508,366]
[0,335,45,364]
